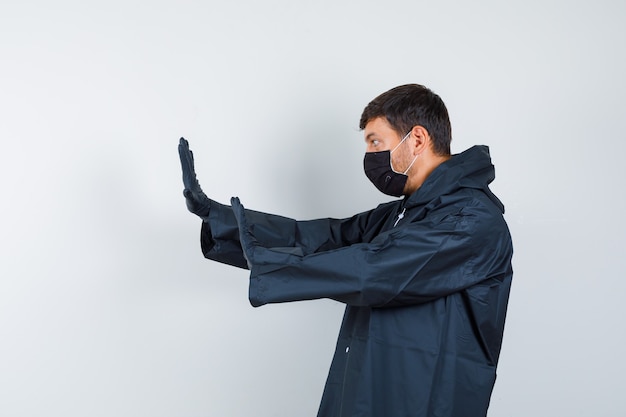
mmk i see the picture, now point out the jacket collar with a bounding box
[403,145,505,213]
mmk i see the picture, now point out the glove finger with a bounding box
[231,197,259,247]
[178,139,190,168]
[189,149,195,171]
[178,137,190,164]
[178,137,193,164]
[178,141,198,189]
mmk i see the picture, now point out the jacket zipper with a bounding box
[393,207,406,227]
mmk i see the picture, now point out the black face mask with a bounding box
[363,131,418,197]
[363,150,408,197]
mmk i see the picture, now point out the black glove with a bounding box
[178,137,211,218]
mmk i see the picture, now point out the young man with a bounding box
[179,84,513,417]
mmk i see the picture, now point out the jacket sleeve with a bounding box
[200,199,379,269]
[230,197,513,308]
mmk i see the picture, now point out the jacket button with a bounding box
[345,346,350,353]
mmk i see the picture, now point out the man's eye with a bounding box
[371,139,380,146]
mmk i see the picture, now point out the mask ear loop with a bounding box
[390,131,411,154]
[401,153,419,175]
[390,131,415,174]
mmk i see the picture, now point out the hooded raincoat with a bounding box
[199,145,513,417]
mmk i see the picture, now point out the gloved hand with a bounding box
[178,137,211,218]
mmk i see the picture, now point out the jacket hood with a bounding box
[405,145,505,213]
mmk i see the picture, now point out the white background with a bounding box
[1,1,625,416]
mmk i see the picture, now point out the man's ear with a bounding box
[410,125,430,155]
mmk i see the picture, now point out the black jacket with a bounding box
[200,145,513,417]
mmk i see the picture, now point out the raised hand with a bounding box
[178,137,211,218]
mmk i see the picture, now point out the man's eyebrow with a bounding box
[365,132,377,142]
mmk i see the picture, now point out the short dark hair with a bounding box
[359,84,452,155]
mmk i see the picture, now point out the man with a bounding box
[179,84,513,417]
